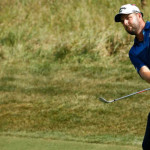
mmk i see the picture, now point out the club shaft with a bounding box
[114,88,150,102]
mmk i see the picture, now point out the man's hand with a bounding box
[139,66,150,83]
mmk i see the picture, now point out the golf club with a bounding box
[99,88,150,103]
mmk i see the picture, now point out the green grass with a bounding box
[0,0,150,149]
[0,131,143,145]
[0,135,141,150]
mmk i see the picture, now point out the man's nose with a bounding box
[123,19,128,26]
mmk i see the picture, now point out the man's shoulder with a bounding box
[145,21,150,29]
[129,21,150,56]
[129,46,135,56]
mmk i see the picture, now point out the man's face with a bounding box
[120,13,140,35]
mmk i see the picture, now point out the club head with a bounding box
[99,97,109,103]
[99,97,113,103]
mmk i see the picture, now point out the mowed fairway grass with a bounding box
[0,136,141,150]
[0,0,150,150]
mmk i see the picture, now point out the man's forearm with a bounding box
[139,66,150,83]
[142,73,150,83]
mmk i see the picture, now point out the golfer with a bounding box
[115,4,150,150]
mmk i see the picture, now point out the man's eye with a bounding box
[127,17,132,20]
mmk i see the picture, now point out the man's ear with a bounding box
[138,13,143,19]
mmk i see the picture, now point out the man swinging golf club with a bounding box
[115,4,150,150]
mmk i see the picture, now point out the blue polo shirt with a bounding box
[129,21,150,74]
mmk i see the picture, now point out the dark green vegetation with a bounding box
[0,0,150,149]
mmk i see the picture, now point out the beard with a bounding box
[125,27,137,35]
[125,27,138,35]
[124,17,140,35]
[124,24,140,35]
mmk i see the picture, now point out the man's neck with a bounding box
[136,21,146,42]
[136,32,144,41]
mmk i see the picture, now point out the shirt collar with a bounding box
[144,21,150,30]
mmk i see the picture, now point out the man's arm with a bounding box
[139,66,150,83]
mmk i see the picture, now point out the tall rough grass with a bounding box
[0,0,145,63]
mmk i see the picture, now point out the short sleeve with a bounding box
[129,51,145,73]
